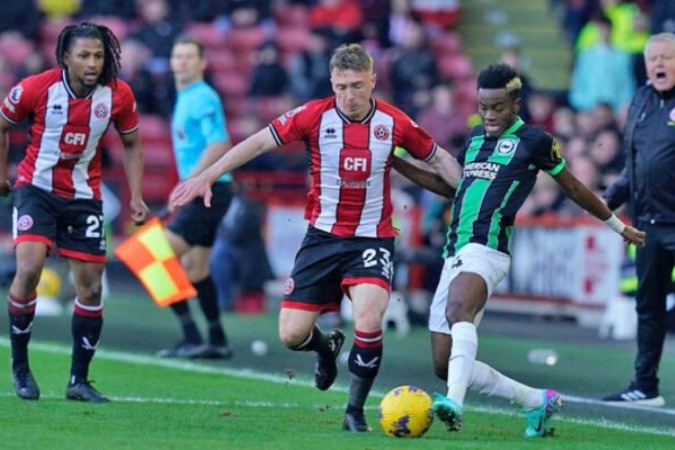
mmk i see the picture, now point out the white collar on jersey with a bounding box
[62,69,98,99]
[334,98,377,124]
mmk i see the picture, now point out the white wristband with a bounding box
[604,214,626,234]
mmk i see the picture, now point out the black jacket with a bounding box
[604,84,675,225]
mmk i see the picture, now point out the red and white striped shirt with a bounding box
[269,97,437,238]
[0,68,138,200]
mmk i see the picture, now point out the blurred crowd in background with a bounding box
[1,0,671,219]
[0,0,674,312]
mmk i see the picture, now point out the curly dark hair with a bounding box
[477,63,522,99]
[55,22,121,86]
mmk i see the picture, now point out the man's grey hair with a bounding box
[644,32,675,55]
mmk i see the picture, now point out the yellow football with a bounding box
[379,385,433,438]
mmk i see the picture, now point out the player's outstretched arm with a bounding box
[391,154,457,200]
[169,127,277,210]
[188,140,232,179]
[427,146,462,189]
[553,166,645,245]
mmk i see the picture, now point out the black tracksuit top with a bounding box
[605,84,675,225]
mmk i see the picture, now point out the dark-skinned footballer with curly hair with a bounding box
[0,22,149,403]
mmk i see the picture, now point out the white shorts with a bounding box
[428,243,510,335]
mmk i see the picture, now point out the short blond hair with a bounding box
[329,43,373,73]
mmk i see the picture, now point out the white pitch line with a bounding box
[563,394,675,416]
[2,338,674,436]
[0,391,300,407]
[0,337,329,390]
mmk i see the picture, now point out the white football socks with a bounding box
[468,360,542,409]
[446,321,542,410]
[446,321,477,406]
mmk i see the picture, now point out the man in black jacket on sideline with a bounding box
[603,32,675,407]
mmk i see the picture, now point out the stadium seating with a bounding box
[0,1,477,232]
[211,71,250,97]
[252,96,293,125]
[224,26,270,54]
[276,27,312,56]
[438,53,473,81]
[0,34,34,68]
[138,114,170,146]
[185,22,223,50]
[207,49,237,73]
[430,31,463,58]
[272,3,309,28]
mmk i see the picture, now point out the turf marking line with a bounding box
[0,391,299,407]
[1,338,674,437]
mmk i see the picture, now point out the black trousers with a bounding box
[634,223,675,391]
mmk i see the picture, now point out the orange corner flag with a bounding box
[114,217,196,307]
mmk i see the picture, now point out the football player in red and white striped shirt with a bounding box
[0,23,149,403]
[170,43,462,432]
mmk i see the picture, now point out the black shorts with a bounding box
[13,184,106,262]
[167,181,234,247]
[282,225,395,313]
